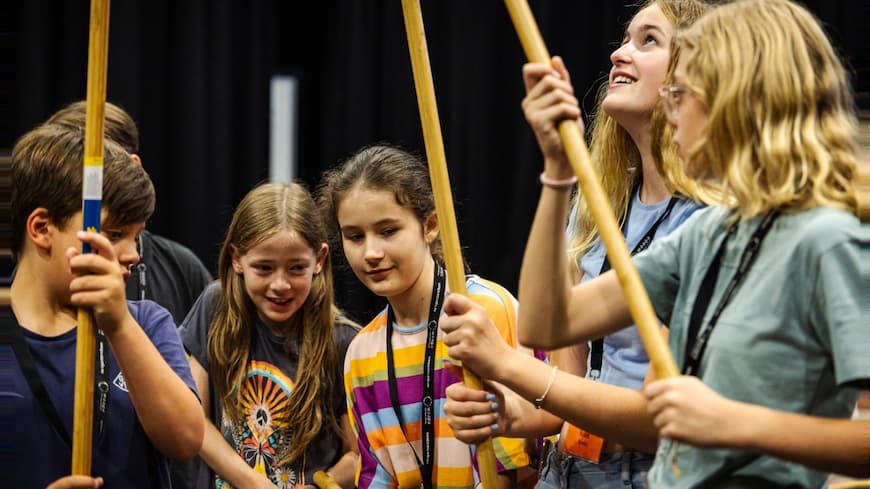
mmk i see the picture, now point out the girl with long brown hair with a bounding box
[180,182,359,489]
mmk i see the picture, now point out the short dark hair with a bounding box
[11,123,155,257]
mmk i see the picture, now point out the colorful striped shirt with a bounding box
[345,275,532,489]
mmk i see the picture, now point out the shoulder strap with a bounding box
[0,306,72,447]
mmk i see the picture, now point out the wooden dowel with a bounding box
[313,471,342,489]
[503,0,679,380]
[399,0,500,486]
[0,288,10,307]
[829,482,870,489]
[72,0,111,476]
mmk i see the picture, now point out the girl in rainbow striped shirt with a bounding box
[318,145,538,489]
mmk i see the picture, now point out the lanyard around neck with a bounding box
[682,211,780,376]
[385,263,445,489]
[590,193,679,377]
[597,194,679,276]
[0,307,108,447]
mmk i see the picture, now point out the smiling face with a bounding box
[602,3,674,127]
[335,185,438,303]
[231,230,326,333]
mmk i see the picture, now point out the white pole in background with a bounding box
[270,75,298,182]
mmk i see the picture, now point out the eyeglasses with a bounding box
[659,84,687,122]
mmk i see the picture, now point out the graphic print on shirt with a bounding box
[217,360,300,489]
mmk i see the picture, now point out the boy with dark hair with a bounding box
[46,101,213,326]
[4,123,203,488]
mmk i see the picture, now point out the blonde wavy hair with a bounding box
[567,0,711,267]
[208,182,355,465]
[671,0,860,218]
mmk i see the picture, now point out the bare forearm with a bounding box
[517,191,633,350]
[517,183,574,350]
[503,391,564,438]
[106,316,203,459]
[737,404,870,477]
[496,349,658,452]
[326,451,359,489]
[200,420,274,489]
[323,415,359,488]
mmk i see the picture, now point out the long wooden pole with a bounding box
[313,471,342,489]
[0,288,10,306]
[399,0,500,486]
[72,0,111,475]
[503,0,679,380]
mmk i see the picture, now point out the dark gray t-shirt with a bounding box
[180,282,359,488]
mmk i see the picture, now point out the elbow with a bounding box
[159,411,205,460]
[518,302,574,351]
[519,332,555,351]
[167,426,204,460]
[517,314,560,351]
[518,324,561,351]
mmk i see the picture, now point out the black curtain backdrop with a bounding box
[7,0,868,323]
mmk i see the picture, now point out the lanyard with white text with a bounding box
[682,211,779,376]
[386,263,445,489]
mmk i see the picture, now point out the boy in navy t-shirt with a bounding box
[3,123,203,488]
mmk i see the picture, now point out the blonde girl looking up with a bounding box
[441,1,868,487]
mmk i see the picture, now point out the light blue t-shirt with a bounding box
[569,189,701,389]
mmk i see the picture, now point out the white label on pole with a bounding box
[270,75,298,182]
[83,166,103,200]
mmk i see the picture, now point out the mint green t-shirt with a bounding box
[634,206,869,489]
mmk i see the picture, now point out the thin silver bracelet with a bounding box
[534,365,559,409]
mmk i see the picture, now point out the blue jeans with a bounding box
[534,448,653,489]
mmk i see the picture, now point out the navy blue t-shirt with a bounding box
[1,300,198,489]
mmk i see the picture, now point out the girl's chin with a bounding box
[601,100,653,127]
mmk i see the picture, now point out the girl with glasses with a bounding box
[443,0,868,487]
[449,1,711,488]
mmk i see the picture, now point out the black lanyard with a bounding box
[590,195,679,377]
[135,233,148,301]
[385,263,445,489]
[95,328,109,444]
[0,306,108,447]
[682,211,780,376]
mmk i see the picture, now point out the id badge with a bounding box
[563,424,603,463]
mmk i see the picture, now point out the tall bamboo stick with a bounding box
[313,471,342,489]
[503,0,679,380]
[72,0,111,475]
[399,0,500,486]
